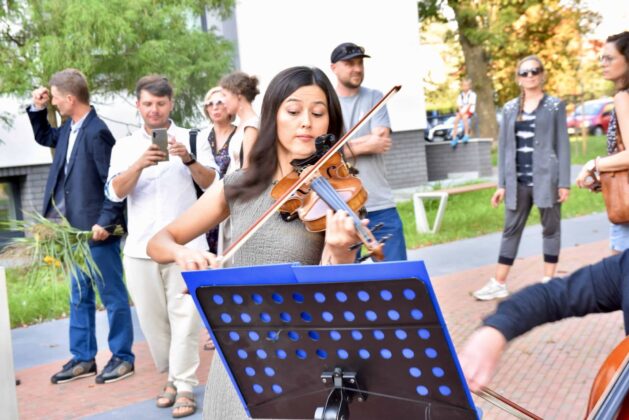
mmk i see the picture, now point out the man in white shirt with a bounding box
[450,78,477,149]
[106,75,217,418]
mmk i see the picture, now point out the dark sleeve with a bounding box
[92,126,124,229]
[483,251,626,341]
[26,107,60,148]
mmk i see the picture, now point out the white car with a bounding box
[425,116,463,142]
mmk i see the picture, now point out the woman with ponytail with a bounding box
[576,31,629,254]
[473,55,571,301]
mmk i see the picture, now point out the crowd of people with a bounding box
[23,30,629,418]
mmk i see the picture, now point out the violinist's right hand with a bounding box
[174,247,219,271]
[132,144,167,171]
[32,87,50,109]
[491,188,505,208]
[458,326,507,393]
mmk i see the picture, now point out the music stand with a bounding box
[183,261,480,419]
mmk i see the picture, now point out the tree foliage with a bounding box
[0,0,235,125]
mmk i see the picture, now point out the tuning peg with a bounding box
[379,234,392,243]
[348,241,363,251]
[371,222,385,233]
[358,254,372,262]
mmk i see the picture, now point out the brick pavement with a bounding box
[14,239,620,419]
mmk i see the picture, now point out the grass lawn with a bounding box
[398,184,606,249]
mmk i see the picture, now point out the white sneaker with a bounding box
[472,278,509,301]
[541,276,552,283]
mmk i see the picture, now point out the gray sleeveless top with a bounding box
[204,171,324,420]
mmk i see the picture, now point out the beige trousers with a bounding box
[124,256,201,392]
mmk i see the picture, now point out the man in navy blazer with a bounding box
[27,69,135,385]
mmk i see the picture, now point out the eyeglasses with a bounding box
[205,100,224,107]
[518,67,543,78]
[599,55,617,65]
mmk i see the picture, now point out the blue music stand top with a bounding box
[183,260,479,419]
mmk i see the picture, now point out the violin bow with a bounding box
[475,387,543,420]
[216,85,402,266]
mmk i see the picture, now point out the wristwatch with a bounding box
[184,153,196,166]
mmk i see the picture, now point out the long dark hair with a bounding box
[607,31,629,91]
[226,66,344,202]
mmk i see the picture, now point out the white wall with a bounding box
[233,0,427,132]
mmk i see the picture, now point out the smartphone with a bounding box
[152,128,169,161]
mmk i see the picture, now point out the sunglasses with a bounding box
[518,68,543,78]
[205,100,224,107]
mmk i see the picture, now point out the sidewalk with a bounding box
[10,212,617,419]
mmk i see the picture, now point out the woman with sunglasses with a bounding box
[473,55,571,301]
[576,31,629,254]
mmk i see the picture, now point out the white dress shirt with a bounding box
[106,121,218,259]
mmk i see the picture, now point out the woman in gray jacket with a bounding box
[473,55,571,301]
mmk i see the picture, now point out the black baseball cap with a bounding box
[330,42,370,63]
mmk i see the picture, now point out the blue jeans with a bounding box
[359,207,408,262]
[69,238,134,363]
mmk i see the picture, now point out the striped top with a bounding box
[515,111,536,186]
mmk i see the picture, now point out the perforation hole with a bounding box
[308,331,320,341]
[357,290,370,302]
[439,386,451,396]
[336,291,348,302]
[296,349,307,359]
[229,331,240,342]
[380,349,392,359]
[245,367,255,376]
[252,293,263,304]
[432,367,445,378]
[256,349,268,359]
[387,309,400,321]
[314,292,326,303]
[410,309,423,320]
[241,313,252,323]
[316,349,328,359]
[249,331,260,341]
[288,331,299,341]
[272,293,284,304]
[409,367,422,378]
[337,349,349,359]
[330,330,341,341]
[351,330,363,341]
[260,312,271,323]
[425,348,438,359]
[395,329,407,340]
[416,385,429,396]
[237,349,247,359]
[272,384,283,394]
[403,289,416,300]
[359,349,370,359]
[293,293,305,303]
[365,310,378,321]
[344,311,356,322]
[253,384,263,394]
[373,330,385,340]
[276,349,287,359]
[380,290,393,301]
[301,312,313,322]
[221,313,232,323]
[322,311,334,322]
[212,294,224,305]
[402,348,415,359]
[232,294,244,304]
[418,329,431,340]
[264,367,275,377]
[280,312,291,322]
[267,331,279,341]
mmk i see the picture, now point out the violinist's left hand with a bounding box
[321,210,367,265]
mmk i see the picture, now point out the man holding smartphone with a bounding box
[27,69,134,385]
[106,75,217,418]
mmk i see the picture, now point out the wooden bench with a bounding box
[413,181,497,234]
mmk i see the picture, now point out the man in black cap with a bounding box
[330,42,407,261]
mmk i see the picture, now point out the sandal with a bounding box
[172,391,196,418]
[156,381,177,408]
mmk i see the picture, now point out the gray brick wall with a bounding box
[0,164,51,216]
[383,129,427,188]
[425,139,493,181]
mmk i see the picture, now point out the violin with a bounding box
[217,85,401,266]
[270,134,385,261]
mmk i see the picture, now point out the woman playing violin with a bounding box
[147,66,365,419]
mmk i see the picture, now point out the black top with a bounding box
[484,250,629,341]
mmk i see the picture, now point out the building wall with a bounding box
[384,130,428,188]
[425,139,493,181]
[0,164,50,215]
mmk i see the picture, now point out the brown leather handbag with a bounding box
[600,119,629,224]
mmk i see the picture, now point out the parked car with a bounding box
[566,98,614,136]
[425,116,463,142]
